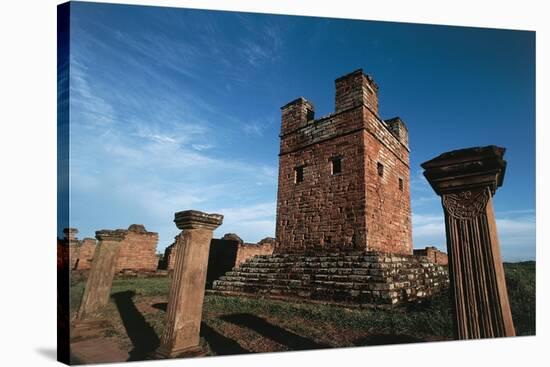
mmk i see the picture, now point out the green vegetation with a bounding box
[504,261,536,335]
[69,261,535,355]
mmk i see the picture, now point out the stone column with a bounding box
[76,230,127,320]
[422,146,515,339]
[156,210,223,358]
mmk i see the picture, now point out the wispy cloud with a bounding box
[237,18,284,67]
[68,30,280,249]
[412,210,535,260]
[242,120,273,136]
[211,202,276,242]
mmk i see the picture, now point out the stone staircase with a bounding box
[212,251,448,305]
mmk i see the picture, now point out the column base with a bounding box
[150,343,208,359]
[70,319,112,342]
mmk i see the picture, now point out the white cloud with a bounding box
[211,202,277,243]
[412,211,536,260]
[68,38,282,249]
[192,143,214,151]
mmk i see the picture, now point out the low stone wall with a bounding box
[157,236,178,271]
[160,233,276,271]
[213,250,448,305]
[413,246,448,266]
[65,225,159,274]
[206,237,240,288]
[74,238,96,270]
[159,233,277,287]
[115,224,159,273]
[235,237,276,267]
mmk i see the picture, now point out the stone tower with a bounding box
[275,69,412,254]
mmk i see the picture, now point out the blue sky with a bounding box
[65,2,535,261]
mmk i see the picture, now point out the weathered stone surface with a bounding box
[413,246,448,265]
[156,211,223,358]
[276,69,412,254]
[422,145,515,339]
[222,233,244,244]
[212,251,448,305]
[160,233,275,285]
[75,238,97,270]
[174,210,223,230]
[115,224,158,273]
[64,227,79,240]
[157,234,179,271]
[235,238,276,268]
[69,224,159,274]
[76,230,127,319]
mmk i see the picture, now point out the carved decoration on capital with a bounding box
[442,188,490,220]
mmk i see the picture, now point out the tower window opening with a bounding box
[295,166,304,183]
[377,162,384,177]
[331,157,342,175]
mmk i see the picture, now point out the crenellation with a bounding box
[280,97,316,137]
[335,69,379,114]
[276,70,412,254]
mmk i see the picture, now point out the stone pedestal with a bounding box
[76,230,127,320]
[155,210,223,358]
[422,146,515,339]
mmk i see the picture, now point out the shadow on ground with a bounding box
[220,313,330,351]
[111,291,160,361]
[151,302,167,312]
[200,322,250,355]
[151,302,250,355]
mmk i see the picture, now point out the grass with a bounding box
[69,261,535,357]
[503,261,536,335]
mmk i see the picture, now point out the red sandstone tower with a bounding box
[276,69,412,254]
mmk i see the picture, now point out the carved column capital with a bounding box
[442,188,490,220]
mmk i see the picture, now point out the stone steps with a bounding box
[212,250,448,305]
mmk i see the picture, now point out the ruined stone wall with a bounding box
[68,241,80,270]
[62,228,96,271]
[115,224,159,273]
[64,228,80,269]
[158,241,177,271]
[235,238,276,267]
[206,237,240,288]
[414,246,448,266]
[160,234,275,288]
[276,69,412,254]
[74,238,96,270]
[66,225,159,274]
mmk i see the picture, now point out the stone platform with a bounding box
[212,251,448,305]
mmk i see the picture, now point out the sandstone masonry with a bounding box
[413,246,448,266]
[116,224,159,273]
[214,250,448,305]
[276,69,412,254]
[159,233,276,287]
[212,70,448,306]
[65,224,159,274]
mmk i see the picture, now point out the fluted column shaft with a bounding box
[156,210,223,358]
[422,146,515,339]
[77,230,127,319]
